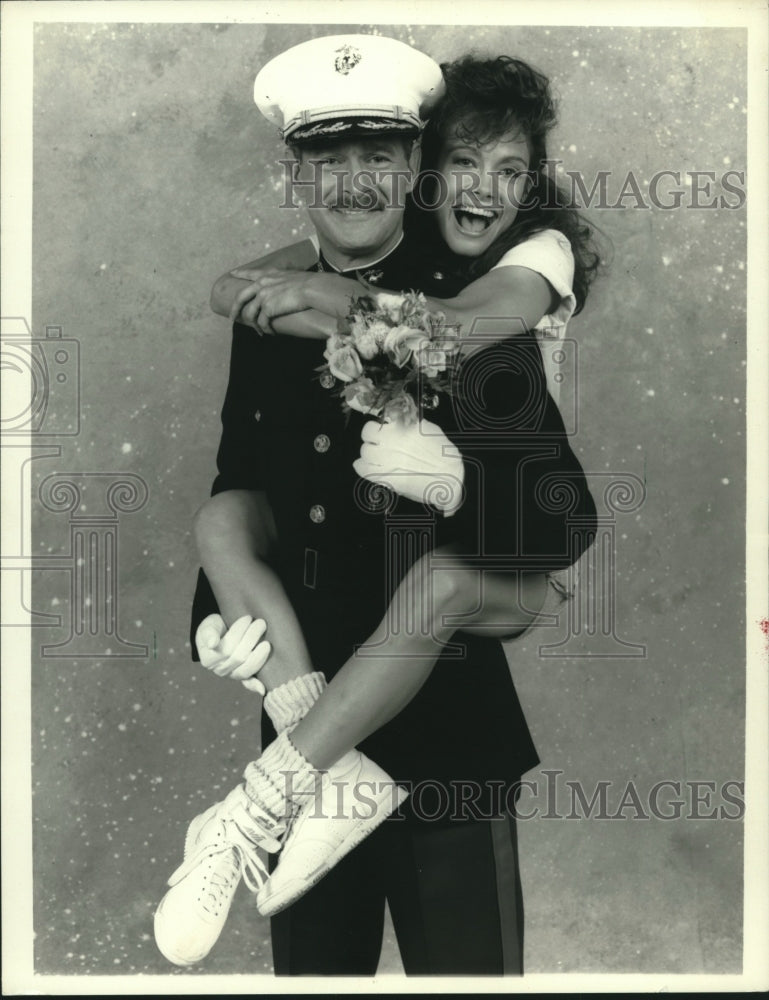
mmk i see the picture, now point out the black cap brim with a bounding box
[288,116,420,144]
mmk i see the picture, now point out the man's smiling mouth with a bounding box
[453,205,499,234]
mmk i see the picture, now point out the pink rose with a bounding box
[383,325,425,368]
[383,392,418,426]
[343,377,381,415]
[327,345,364,383]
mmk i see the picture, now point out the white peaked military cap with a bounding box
[254,34,444,143]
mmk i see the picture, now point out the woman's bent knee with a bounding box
[429,568,480,636]
[431,569,549,641]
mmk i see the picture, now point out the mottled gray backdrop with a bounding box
[27,21,745,978]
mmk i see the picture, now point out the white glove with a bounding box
[195,613,271,694]
[353,418,465,516]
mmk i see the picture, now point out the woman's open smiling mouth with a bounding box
[452,204,499,234]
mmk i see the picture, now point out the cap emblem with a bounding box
[334,44,362,75]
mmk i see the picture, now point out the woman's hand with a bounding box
[230,268,363,337]
[228,268,319,334]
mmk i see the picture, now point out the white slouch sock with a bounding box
[243,730,319,821]
[263,671,327,733]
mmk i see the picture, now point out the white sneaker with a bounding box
[154,785,284,966]
[256,751,408,917]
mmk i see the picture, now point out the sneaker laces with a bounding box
[168,814,273,903]
[197,843,242,917]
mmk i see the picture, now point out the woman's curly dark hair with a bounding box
[407,54,603,314]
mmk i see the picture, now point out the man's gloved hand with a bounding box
[195,614,271,694]
[353,418,465,516]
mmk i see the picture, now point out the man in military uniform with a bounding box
[158,34,596,976]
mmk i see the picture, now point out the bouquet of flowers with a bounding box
[318,290,461,426]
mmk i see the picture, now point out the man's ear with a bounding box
[403,137,422,195]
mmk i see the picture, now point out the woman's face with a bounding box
[434,127,531,257]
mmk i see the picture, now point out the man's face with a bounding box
[293,136,417,267]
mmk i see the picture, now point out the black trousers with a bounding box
[270,813,524,976]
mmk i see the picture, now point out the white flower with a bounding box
[349,315,369,339]
[351,331,378,360]
[366,320,390,346]
[351,320,386,360]
[323,331,350,361]
[375,292,406,322]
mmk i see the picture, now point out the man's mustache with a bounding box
[325,192,386,211]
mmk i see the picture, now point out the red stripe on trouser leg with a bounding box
[387,819,523,975]
[490,815,525,975]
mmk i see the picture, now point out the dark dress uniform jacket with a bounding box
[191,238,597,823]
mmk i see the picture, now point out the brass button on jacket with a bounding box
[309,504,326,524]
